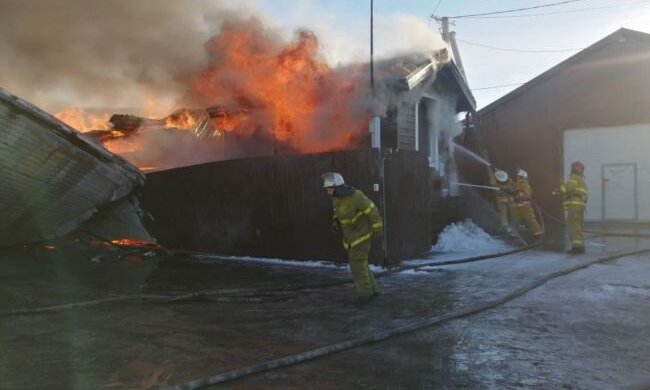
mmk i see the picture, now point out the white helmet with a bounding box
[494,170,509,183]
[517,169,528,179]
[321,172,345,188]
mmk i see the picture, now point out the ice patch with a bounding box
[601,284,650,298]
[433,220,507,252]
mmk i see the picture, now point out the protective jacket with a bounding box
[559,174,588,208]
[513,178,543,236]
[490,178,514,228]
[514,178,533,206]
[493,179,514,200]
[332,186,383,250]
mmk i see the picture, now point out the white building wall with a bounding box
[564,123,650,221]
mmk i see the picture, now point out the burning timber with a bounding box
[0,88,153,247]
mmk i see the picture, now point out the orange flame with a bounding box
[164,109,197,129]
[111,238,155,248]
[189,22,369,153]
[55,108,111,132]
[53,22,370,169]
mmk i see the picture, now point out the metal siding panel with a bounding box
[564,123,650,222]
[0,88,145,246]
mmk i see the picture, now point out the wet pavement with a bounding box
[1,224,650,389]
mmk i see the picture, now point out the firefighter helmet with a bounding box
[516,169,528,179]
[321,172,345,188]
[494,170,509,183]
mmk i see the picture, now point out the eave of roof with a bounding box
[399,51,476,112]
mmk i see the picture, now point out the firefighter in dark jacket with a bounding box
[322,172,382,301]
[554,161,588,254]
[513,169,543,237]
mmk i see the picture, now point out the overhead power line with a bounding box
[464,0,650,19]
[432,0,443,17]
[472,82,526,91]
[441,0,586,19]
[457,38,583,53]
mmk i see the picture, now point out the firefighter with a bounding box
[322,172,383,302]
[554,161,588,254]
[490,169,514,233]
[513,169,543,237]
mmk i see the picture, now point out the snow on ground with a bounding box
[432,220,507,252]
[195,220,514,273]
[198,254,389,273]
[196,254,346,269]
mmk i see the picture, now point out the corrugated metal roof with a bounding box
[0,88,145,247]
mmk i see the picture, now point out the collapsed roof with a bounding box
[0,88,149,247]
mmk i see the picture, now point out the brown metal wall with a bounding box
[142,149,433,263]
[475,36,650,215]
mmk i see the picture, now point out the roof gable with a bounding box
[478,28,650,114]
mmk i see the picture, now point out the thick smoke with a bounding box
[0,0,251,113]
[0,1,448,170]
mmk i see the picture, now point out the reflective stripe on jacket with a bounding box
[560,174,588,208]
[332,190,383,250]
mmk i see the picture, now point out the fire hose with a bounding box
[2,198,552,317]
[161,245,650,390]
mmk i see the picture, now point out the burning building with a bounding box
[13,13,474,262]
[141,45,475,263]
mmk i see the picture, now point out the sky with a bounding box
[247,0,650,108]
[1,0,649,111]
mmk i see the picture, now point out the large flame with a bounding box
[55,108,111,131]
[53,21,370,169]
[190,22,369,153]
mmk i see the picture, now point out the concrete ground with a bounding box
[1,224,650,389]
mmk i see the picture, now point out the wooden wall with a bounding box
[142,149,434,263]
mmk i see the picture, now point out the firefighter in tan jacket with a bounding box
[490,170,514,233]
[555,161,588,254]
[513,169,543,237]
[322,172,382,301]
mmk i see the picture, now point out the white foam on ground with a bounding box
[432,220,508,252]
[196,255,346,269]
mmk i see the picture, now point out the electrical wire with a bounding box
[432,0,443,17]
[457,38,583,53]
[443,0,586,19]
[458,0,650,19]
[472,82,526,91]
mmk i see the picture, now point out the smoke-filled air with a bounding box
[0,0,444,170]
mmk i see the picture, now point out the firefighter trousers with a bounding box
[514,203,543,236]
[347,240,378,298]
[496,196,512,228]
[565,205,585,249]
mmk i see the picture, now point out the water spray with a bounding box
[452,141,493,167]
[452,182,499,191]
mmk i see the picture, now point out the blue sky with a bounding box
[245,0,650,108]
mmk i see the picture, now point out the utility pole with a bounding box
[369,0,387,262]
[435,16,466,77]
[441,16,450,43]
[369,0,380,149]
[370,0,374,91]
